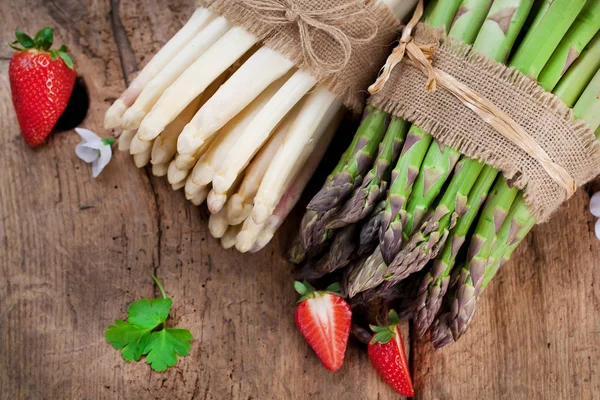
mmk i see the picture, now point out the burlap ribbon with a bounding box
[368,5,600,223]
[197,0,401,114]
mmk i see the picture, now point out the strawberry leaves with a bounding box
[294,280,344,303]
[369,310,401,345]
[10,27,74,69]
[105,275,193,372]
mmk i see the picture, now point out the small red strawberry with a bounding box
[9,27,76,146]
[368,310,414,397]
[294,281,351,372]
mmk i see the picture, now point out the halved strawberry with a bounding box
[294,281,352,372]
[368,310,414,397]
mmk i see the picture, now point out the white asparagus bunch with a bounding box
[108,0,417,252]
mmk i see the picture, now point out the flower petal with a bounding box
[75,127,102,144]
[590,192,600,218]
[76,143,100,163]
[92,145,113,178]
[595,219,600,241]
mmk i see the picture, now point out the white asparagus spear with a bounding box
[185,174,208,200]
[177,47,295,155]
[104,8,213,129]
[151,95,204,165]
[137,27,258,141]
[125,17,231,132]
[129,132,153,155]
[188,74,288,187]
[190,185,210,206]
[152,162,169,177]
[208,208,229,239]
[225,106,298,225]
[118,129,137,152]
[384,0,419,22]
[207,172,243,214]
[235,214,266,253]
[133,149,151,168]
[250,121,337,253]
[171,180,186,191]
[155,69,230,171]
[252,87,343,224]
[220,224,242,249]
[212,69,316,195]
[167,155,192,184]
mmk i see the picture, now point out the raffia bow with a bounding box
[242,0,379,74]
[368,0,576,196]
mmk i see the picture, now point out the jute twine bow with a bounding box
[242,0,378,74]
[369,0,576,197]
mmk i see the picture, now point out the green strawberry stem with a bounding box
[10,27,74,69]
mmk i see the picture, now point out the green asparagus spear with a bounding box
[449,192,530,340]
[553,32,600,107]
[379,0,496,266]
[573,68,600,133]
[448,0,493,44]
[319,224,358,274]
[430,312,454,349]
[379,125,433,264]
[328,118,409,229]
[414,165,498,336]
[449,18,600,339]
[413,0,536,337]
[385,158,484,287]
[358,200,386,256]
[509,0,587,79]
[307,107,388,212]
[537,0,600,91]
[348,0,480,294]
[384,0,534,287]
[298,208,336,252]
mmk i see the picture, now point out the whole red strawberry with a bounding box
[368,310,414,397]
[294,281,351,372]
[9,27,76,146]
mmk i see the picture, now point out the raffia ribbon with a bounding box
[242,0,378,74]
[369,0,576,197]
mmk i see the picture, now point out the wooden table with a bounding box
[1,1,599,398]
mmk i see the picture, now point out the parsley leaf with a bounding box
[127,298,172,329]
[105,319,151,361]
[144,328,193,372]
[104,275,193,372]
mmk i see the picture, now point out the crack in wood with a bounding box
[109,0,138,85]
[108,0,163,295]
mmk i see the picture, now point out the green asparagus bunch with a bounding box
[294,0,600,349]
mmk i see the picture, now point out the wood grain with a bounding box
[0,1,598,399]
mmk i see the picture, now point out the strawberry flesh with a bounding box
[295,292,351,372]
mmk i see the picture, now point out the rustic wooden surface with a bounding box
[0,1,598,399]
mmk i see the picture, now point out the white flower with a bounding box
[591,192,600,240]
[591,192,600,218]
[75,128,114,178]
